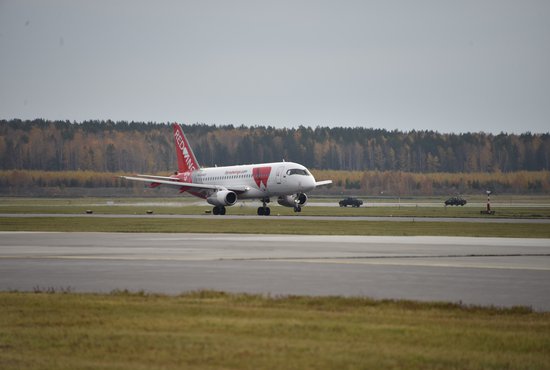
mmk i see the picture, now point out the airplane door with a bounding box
[276,166,285,184]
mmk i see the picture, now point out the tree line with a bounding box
[1,119,549,173]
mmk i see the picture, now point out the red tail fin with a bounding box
[173,123,200,172]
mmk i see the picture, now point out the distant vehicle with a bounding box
[444,196,467,206]
[339,197,363,207]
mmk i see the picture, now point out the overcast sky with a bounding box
[1,0,549,133]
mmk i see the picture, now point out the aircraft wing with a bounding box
[225,185,251,193]
[315,180,333,187]
[121,175,250,194]
[120,176,220,190]
[135,174,181,181]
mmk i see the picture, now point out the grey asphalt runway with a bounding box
[1,232,549,310]
[2,213,550,224]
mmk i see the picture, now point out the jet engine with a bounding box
[277,193,308,208]
[207,190,237,206]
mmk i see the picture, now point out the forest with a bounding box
[1,119,549,173]
[1,119,549,195]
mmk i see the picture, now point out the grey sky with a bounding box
[1,0,549,133]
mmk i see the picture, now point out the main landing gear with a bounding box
[212,206,226,215]
[257,198,271,216]
[293,205,302,213]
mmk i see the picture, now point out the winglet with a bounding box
[173,123,200,172]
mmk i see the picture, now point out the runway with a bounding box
[2,232,549,310]
[2,213,549,224]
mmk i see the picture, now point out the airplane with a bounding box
[121,123,332,215]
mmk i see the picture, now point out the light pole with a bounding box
[481,190,495,215]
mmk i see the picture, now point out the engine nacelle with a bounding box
[207,190,237,207]
[296,193,307,205]
[277,193,308,208]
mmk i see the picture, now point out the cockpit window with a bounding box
[286,168,309,176]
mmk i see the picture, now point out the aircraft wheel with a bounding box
[257,207,264,216]
[264,207,271,216]
[219,206,226,215]
[293,205,301,213]
[212,206,219,215]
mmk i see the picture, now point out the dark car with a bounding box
[444,196,467,206]
[339,197,363,207]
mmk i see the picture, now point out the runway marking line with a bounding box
[2,253,549,271]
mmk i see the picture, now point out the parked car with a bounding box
[444,196,467,206]
[339,197,363,207]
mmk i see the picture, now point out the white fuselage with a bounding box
[189,161,316,200]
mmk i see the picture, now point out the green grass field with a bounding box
[1,290,549,370]
[1,216,550,237]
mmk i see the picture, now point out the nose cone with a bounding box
[301,175,316,192]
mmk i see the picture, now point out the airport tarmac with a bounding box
[1,232,549,310]
[2,213,549,224]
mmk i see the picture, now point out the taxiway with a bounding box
[1,213,549,224]
[1,232,549,310]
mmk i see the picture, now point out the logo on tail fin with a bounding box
[173,123,200,172]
